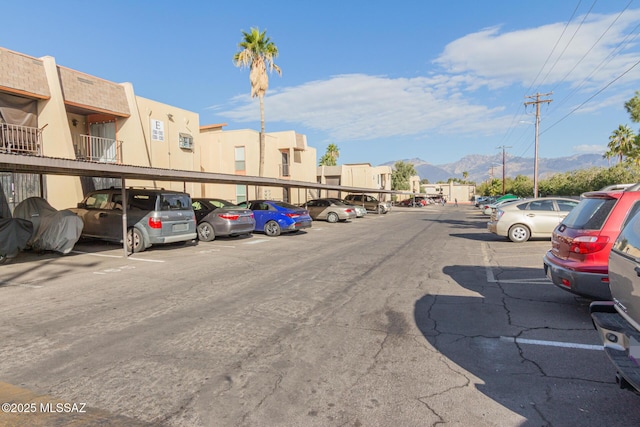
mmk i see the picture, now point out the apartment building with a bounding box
[0,46,318,214]
[317,163,393,202]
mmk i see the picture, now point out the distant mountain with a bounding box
[383,154,609,183]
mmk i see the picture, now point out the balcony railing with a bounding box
[0,123,42,155]
[74,134,122,163]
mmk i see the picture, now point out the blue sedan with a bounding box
[237,200,312,236]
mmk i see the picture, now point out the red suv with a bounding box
[543,184,640,300]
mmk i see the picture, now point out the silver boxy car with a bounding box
[70,187,197,253]
[591,209,640,392]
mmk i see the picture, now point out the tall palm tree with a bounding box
[606,124,636,164]
[234,27,281,190]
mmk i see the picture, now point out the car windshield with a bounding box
[208,199,237,209]
[561,197,616,230]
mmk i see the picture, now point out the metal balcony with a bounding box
[74,134,122,163]
[0,123,42,155]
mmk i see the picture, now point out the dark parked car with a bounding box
[544,184,640,300]
[237,200,312,236]
[191,198,255,241]
[591,208,640,393]
[70,187,197,253]
[344,194,390,214]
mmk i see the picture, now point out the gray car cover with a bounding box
[13,197,83,254]
[0,218,34,259]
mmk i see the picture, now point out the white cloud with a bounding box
[216,9,640,146]
[219,74,511,140]
[434,10,640,89]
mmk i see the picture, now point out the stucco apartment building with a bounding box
[317,163,393,202]
[0,46,399,216]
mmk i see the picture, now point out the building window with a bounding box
[235,146,245,171]
[281,151,290,177]
[179,133,193,150]
[236,184,246,204]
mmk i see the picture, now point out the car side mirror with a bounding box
[77,202,85,208]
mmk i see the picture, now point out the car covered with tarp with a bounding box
[13,197,83,254]
[0,217,33,263]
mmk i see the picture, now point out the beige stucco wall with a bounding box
[317,163,393,201]
[199,128,317,204]
[39,56,84,210]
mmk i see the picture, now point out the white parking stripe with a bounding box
[243,239,271,245]
[500,336,603,351]
[70,250,164,262]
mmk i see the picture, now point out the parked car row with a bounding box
[485,185,640,394]
[29,189,389,255]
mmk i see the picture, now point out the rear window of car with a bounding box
[561,197,616,230]
[159,194,191,211]
[273,201,302,210]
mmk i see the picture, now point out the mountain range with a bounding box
[385,153,609,184]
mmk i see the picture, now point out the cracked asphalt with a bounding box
[1,204,639,426]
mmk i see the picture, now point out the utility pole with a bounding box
[496,145,511,195]
[524,92,552,198]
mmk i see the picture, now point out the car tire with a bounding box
[264,220,281,237]
[377,205,384,214]
[127,227,144,253]
[508,224,530,243]
[197,222,216,242]
[327,212,339,223]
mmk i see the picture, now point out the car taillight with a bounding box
[285,213,300,218]
[569,235,609,254]
[496,210,504,220]
[148,217,162,229]
[218,213,240,221]
[345,209,353,213]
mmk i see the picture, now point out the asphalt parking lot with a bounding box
[1,204,639,426]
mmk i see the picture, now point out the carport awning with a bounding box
[0,152,396,194]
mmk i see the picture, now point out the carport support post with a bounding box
[120,181,128,257]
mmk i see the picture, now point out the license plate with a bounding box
[240,216,252,223]
[172,223,188,232]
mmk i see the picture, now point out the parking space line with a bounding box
[70,250,164,263]
[243,239,271,245]
[500,336,603,351]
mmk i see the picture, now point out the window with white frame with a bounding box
[179,133,193,150]
[236,184,247,203]
[235,146,245,171]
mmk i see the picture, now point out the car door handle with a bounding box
[526,214,535,217]
[99,212,108,217]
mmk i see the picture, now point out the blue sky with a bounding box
[2,0,640,167]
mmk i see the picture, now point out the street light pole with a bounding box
[524,92,552,198]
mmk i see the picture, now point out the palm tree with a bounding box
[234,28,281,191]
[606,125,636,164]
[319,144,340,166]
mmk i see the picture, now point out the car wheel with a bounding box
[264,220,281,237]
[377,205,384,214]
[327,212,339,223]
[127,227,144,253]
[197,222,216,242]
[508,224,530,243]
